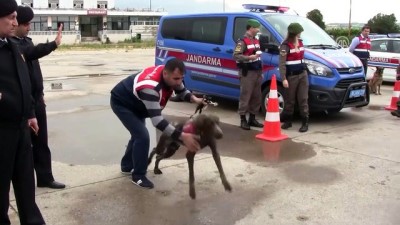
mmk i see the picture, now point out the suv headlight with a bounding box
[304,59,333,77]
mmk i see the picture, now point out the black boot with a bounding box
[248,114,263,128]
[281,114,292,129]
[391,110,400,117]
[240,115,250,130]
[281,121,292,129]
[299,116,309,132]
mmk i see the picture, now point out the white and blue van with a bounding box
[155,4,369,113]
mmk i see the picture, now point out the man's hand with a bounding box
[28,118,39,135]
[248,54,259,60]
[55,23,63,46]
[191,95,205,105]
[180,132,200,153]
[283,79,289,88]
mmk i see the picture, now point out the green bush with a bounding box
[326,28,360,40]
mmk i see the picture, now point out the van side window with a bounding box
[233,17,278,45]
[371,40,388,52]
[391,40,400,54]
[161,17,227,45]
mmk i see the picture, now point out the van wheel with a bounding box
[261,84,285,115]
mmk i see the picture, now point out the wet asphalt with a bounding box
[7,49,400,225]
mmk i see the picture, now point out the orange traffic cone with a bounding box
[385,80,400,111]
[256,74,288,142]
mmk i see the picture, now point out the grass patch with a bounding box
[57,40,155,51]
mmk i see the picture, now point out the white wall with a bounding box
[34,0,49,9]
[83,0,97,9]
[107,0,115,9]
[16,0,22,5]
[59,0,73,9]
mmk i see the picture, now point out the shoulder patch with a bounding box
[234,42,242,53]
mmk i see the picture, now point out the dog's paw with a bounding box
[154,168,163,175]
[189,189,196,199]
[224,182,232,192]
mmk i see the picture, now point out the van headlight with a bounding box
[304,59,333,77]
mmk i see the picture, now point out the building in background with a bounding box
[16,0,167,44]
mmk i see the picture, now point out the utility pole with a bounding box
[150,0,152,11]
[223,0,225,12]
[348,0,352,37]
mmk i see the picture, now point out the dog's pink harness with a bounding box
[182,122,195,134]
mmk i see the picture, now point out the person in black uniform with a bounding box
[13,5,65,189]
[0,0,45,224]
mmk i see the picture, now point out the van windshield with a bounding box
[263,14,339,48]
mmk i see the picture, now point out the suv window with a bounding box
[371,40,389,52]
[264,14,337,46]
[392,40,400,53]
[233,17,279,45]
[161,17,227,45]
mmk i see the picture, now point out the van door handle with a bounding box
[226,49,233,54]
[213,47,221,52]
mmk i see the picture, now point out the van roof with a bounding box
[161,4,296,18]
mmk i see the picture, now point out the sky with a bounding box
[115,0,400,24]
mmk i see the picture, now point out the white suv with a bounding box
[367,35,400,82]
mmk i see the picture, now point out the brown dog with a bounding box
[148,114,232,199]
[369,67,384,95]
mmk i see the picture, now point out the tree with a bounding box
[306,9,326,30]
[367,13,400,33]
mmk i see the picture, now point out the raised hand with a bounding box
[55,23,63,46]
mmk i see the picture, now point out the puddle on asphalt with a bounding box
[283,164,341,184]
[368,104,385,111]
[69,178,272,225]
[163,115,316,164]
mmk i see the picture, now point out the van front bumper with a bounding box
[308,81,369,111]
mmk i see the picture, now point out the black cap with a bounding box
[17,5,34,25]
[0,0,18,18]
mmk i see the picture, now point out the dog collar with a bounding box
[182,122,196,134]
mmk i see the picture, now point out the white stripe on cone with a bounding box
[269,90,278,99]
[393,91,400,98]
[265,112,280,122]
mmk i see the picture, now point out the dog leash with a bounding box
[190,95,218,119]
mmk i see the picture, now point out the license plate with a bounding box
[349,89,365,98]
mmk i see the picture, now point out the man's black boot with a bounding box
[299,116,309,132]
[240,115,250,130]
[281,121,292,129]
[391,110,400,117]
[248,114,263,128]
[281,114,292,129]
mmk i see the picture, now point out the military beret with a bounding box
[247,19,260,28]
[0,0,18,18]
[288,23,304,34]
[17,5,34,25]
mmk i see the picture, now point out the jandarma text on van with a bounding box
[186,54,222,66]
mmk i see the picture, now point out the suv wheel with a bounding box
[261,84,285,115]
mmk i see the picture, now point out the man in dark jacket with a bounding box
[13,5,65,189]
[0,0,46,224]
